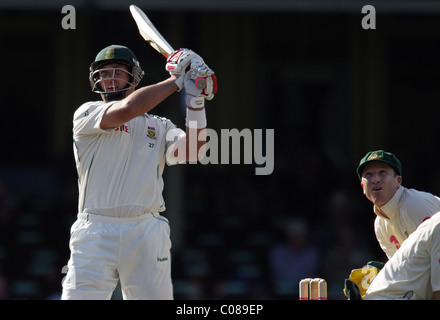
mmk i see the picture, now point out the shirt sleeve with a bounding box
[431,223,440,292]
[163,120,186,166]
[401,191,440,236]
[73,101,115,137]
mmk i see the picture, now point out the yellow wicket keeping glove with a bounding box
[343,261,383,300]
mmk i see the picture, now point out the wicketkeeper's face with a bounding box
[360,161,402,208]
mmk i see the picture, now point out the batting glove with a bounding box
[200,75,217,100]
[166,48,202,76]
[190,58,214,78]
[184,71,204,109]
[189,58,217,100]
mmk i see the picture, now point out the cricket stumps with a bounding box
[299,278,327,300]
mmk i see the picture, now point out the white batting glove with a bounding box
[190,59,214,79]
[200,75,217,100]
[166,48,202,77]
[187,58,216,100]
[184,71,204,109]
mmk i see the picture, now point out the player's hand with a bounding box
[184,71,204,109]
[166,48,202,77]
[198,75,217,101]
[367,260,385,271]
[189,58,216,100]
[344,279,362,300]
[190,58,214,78]
[343,262,382,300]
[185,70,217,104]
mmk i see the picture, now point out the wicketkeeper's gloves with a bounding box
[343,261,384,300]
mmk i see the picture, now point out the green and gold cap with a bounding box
[357,150,402,180]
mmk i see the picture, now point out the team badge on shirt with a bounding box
[147,126,156,139]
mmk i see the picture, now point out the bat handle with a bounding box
[195,77,207,89]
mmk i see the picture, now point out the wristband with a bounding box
[186,95,205,109]
[185,107,207,128]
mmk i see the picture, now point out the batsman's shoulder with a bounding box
[73,101,108,120]
[147,113,175,128]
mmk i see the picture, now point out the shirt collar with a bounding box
[373,185,404,219]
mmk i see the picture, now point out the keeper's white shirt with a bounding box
[72,101,185,218]
[364,212,440,300]
[373,186,440,259]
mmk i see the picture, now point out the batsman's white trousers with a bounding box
[61,212,173,300]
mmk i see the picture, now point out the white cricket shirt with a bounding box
[72,101,185,217]
[373,186,440,258]
[364,212,440,300]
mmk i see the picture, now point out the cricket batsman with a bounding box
[61,45,216,299]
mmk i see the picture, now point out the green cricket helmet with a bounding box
[89,45,145,101]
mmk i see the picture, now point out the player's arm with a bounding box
[183,116,206,162]
[177,72,209,162]
[431,221,440,300]
[101,78,179,130]
[166,51,216,162]
[169,72,216,162]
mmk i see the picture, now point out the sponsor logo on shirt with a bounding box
[114,124,129,133]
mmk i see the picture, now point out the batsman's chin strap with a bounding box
[102,83,131,102]
[103,91,126,102]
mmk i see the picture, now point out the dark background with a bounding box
[1,0,440,299]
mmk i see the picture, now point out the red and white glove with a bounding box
[184,71,204,109]
[199,74,217,101]
[185,69,218,104]
[184,72,207,129]
[165,49,191,90]
[189,58,217,100]
[166,48,202,76]
[190,58,214,79]
[167,49,217,97]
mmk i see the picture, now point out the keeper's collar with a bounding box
[373,186,404,220]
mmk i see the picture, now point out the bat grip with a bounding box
[195,77,207,89]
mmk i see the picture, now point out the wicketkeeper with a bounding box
[345,150,440,299]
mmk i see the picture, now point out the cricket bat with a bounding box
[129,4,207,89]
